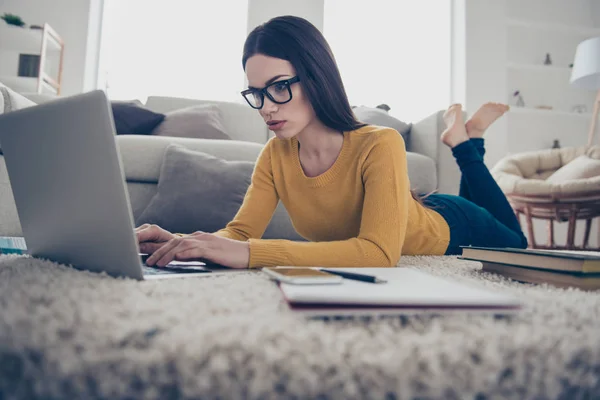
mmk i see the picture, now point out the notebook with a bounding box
[278,267,521,317]
[480,261,600,291]
[460,246,600,273]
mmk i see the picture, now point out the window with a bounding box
[324,0,451,122]
[98,0,249,102]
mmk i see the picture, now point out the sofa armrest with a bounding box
[409,110,461,195]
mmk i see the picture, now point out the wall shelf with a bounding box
[506,63,573,73]
[507,18,600,37]
[509,107,593,119]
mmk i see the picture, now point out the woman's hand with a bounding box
[135,224,178,254]
[145,231,250,269]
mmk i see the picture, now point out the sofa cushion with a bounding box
[111,101,165,135]
[406,152,437,195]
[150,104,230,140]
[117,135,264,183]
[353,106,412,142]
[145,96,268,144]
[0,83,36,114]
[0,83,37,154]
[136,144,302,240]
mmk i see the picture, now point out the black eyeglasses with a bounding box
[241,76,301,109]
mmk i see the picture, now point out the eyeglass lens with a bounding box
[246,82,291,108]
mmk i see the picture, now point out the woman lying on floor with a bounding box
[137,16,527,269]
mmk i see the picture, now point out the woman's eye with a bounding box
[273,83,287,92]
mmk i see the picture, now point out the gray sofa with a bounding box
[0,95,460,237]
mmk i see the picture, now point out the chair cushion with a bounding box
[491,145,600,197]
[546,155,600,183]
[150,104,230,140]
[135,144,303,241]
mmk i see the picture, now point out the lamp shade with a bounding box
[570,36,600,90]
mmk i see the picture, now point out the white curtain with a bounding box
[98,0,249,102]
[324,0,451,123]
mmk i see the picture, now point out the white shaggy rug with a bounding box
[0,254,599,400]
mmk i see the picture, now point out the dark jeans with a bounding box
[423,138,528,255]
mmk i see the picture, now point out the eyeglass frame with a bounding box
[241,76,301,109]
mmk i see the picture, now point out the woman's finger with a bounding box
[136,224,168,243]
[146,238,181,266]
[139,242,166,254]
[134,223,150,233]
[151,238,202,267]
[136,225,156,242]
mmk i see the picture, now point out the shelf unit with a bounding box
[505,0,600,153]
[0,23,64,95]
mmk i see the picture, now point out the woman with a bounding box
[138,16,527,269]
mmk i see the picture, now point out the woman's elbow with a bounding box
[360,237,401,267]
[387,254,400,267]
[374,249,400,267]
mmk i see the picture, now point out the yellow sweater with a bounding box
[214,125,450,268]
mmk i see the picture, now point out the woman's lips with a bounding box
[267,120,286,131]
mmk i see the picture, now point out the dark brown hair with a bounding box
[242,15,365,133]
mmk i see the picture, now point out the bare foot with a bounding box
[465,102,509,138]
[441,104,469,148]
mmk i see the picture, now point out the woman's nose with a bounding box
[261,96,279,115]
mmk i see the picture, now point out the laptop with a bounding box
[0,90,231,280]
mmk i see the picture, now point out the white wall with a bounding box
[0,0,103,96]
[2,0,320,97]
[450,0,467,107]
[244,0,323,90]
[451,0,508,168]
[246,0,324,34]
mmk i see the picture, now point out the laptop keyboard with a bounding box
[142,265,179,275]
[142,264,212,275]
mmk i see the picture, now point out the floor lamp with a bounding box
[570,36,600,147]
[570,36,600,248]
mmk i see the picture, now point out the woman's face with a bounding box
[244,54,315,140]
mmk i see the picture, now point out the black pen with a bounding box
[319,269,387,284]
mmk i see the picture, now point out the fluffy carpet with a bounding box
[0,254,599,400]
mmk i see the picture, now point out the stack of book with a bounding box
[460,246,600,291]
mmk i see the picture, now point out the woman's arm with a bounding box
[247,132,409,268]
[213,141,279,241]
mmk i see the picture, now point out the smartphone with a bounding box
[262,267,343,285]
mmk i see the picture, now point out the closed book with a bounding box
[480,261,600,291]
[460,246,600,273]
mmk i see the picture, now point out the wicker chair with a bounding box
[491,145,600,250]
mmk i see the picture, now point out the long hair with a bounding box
[242,16,424,204]
[242,15,365,132]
